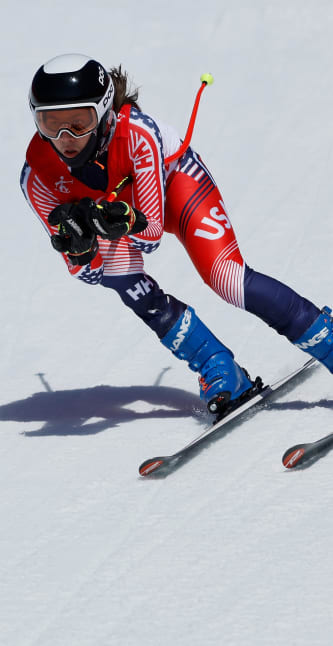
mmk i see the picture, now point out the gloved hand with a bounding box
[71,197,148,241]
[48,202,99,266]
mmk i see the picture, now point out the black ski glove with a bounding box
[71,197,148,241]
[48,202,99,266]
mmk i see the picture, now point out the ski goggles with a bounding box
[34,105,100,140]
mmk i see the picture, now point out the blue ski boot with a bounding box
[161,306,261,415]
[293,306,333,371]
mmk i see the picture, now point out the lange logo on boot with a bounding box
[171,309,192,351]
[295,326,329,350]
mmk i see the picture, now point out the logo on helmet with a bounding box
[103,87,113,108]
[98,65,105,86]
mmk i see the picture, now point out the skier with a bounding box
[21,53,333,416]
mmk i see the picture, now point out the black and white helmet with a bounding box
[29,53,116,167]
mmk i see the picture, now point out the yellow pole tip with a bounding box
[200,73,214,85]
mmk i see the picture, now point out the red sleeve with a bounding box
[20,160,104,284]
[126,111,166,253]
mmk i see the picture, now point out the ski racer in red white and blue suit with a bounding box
[20,54,333,415]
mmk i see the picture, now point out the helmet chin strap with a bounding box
[50,132,98,168]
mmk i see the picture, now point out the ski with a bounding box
[139,357,317,476]
[282,432,333,468]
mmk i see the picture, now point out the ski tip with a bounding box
[139,458,165,477]
[282,447,305,469]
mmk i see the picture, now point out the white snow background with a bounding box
[1,1,333,644]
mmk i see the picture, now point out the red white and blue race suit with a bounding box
[21,104,319,342]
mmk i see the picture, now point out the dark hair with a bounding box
[109,66,141,113]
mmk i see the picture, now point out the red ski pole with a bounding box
[106,73,214,200]
[164,72,214,165]
[106,175,133,202]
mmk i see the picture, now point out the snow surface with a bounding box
[1,1,333,644]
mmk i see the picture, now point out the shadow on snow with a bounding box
[0,368,207,437]
[0,363,331,448]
